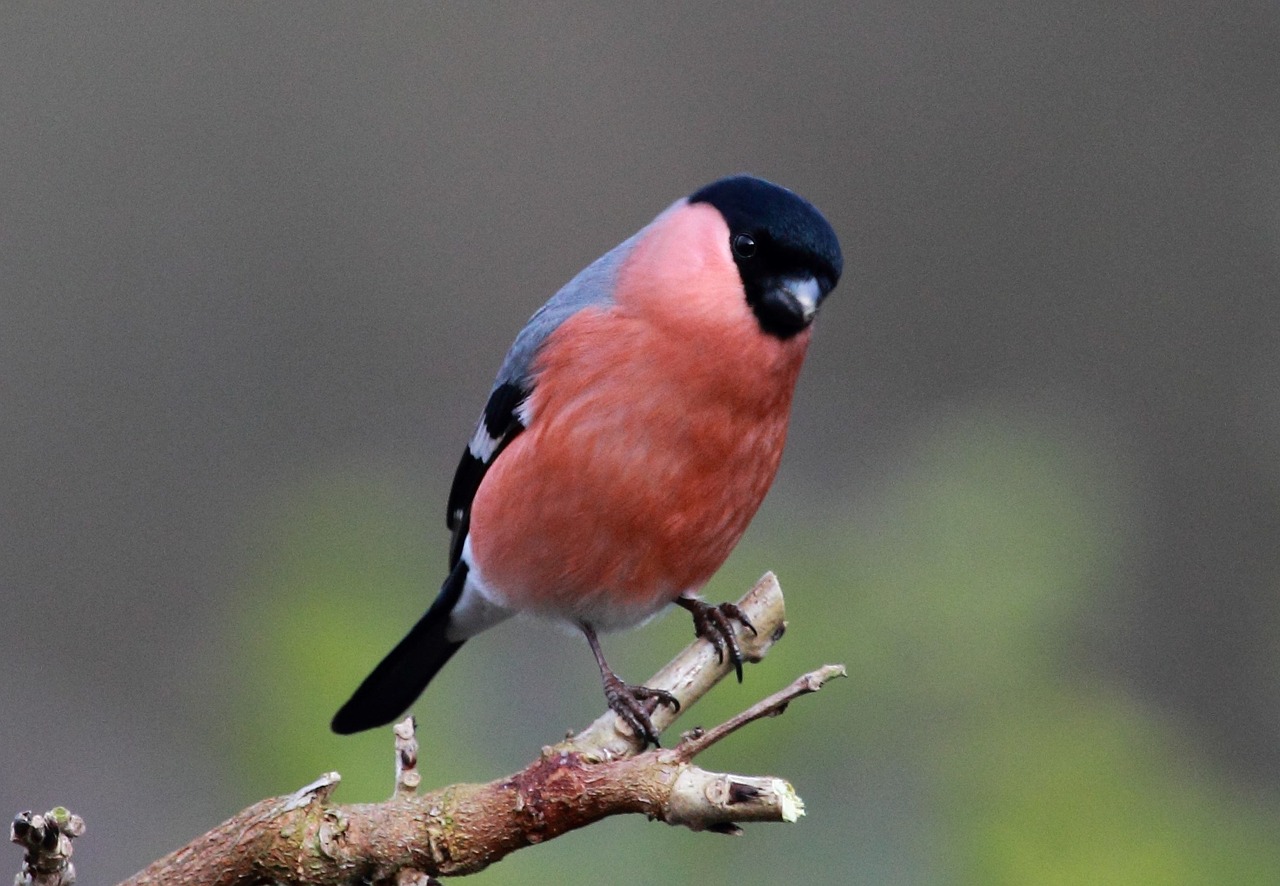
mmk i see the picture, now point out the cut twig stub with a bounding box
[11,807,84,886]
[394,716,421,797]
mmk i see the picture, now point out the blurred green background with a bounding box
[5,4,1280,884]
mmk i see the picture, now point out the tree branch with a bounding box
[13,573,845,885]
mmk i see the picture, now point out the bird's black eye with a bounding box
[731,232,756,259]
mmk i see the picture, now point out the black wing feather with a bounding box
[446,380,528,568]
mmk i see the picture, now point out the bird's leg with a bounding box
[675,596,758,682]
[581,623,679,747]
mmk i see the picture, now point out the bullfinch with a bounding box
[332,175,842,745]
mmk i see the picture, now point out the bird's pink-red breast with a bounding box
[468,200,810,629]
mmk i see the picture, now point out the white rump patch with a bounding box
[446,539,515,642]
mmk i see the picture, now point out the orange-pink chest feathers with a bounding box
[468,203,812,629]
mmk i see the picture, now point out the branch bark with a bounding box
[13,573,845,885]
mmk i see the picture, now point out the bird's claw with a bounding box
[678,598,757,682]
[601,672,679,747]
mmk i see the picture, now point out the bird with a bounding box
[331,175,842,745]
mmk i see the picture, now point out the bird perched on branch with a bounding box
[332,175,842,745]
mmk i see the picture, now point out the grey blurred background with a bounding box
[5,3,1280,883]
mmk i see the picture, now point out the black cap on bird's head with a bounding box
[690,175,843,340]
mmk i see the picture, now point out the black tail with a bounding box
[331,561,469,734]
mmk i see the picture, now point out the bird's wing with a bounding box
[445,230,642,568]
[446,380,527,568]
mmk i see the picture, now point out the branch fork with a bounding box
[15,573,845,885]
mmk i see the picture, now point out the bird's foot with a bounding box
[600,670,679,748]
[676,597,758,682]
